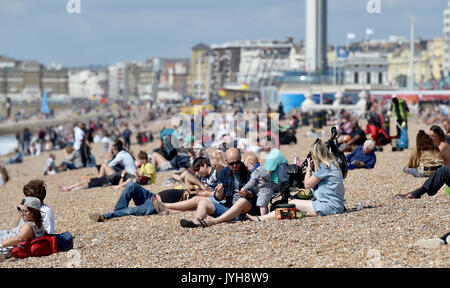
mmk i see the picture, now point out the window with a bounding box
[378,72,383,84]
[354,72,359,84]
[367,72,371,84]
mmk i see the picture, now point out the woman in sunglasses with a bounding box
[247,138,346,221]
[0,197,45,261]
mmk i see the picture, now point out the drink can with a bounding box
[296,212,308,219]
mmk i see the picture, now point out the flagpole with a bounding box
[409,17,415,91]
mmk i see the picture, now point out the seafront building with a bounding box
[69,69,108,100]
[0,55,68,103]
[188,43,211,100]
[443,1,450,76]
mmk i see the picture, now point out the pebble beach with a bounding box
[0,118,448,268]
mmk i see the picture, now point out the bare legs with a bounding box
[98,163,116,177]
[157,194,253,228]
[151,152,169,170]
[247,199,318,222]
[59,178,90,192]
[202,198,252,227]
[156,195,203,215]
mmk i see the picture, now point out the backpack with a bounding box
[160,128,177,161]
[12,235,58,259]
[54,231,75,252]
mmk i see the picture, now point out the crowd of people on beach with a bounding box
[1,98,450,263]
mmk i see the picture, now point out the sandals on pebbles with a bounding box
[180,218,208,228]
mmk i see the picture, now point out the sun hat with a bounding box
[21,197,42,210]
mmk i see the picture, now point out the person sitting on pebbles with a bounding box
[247,138,345,222]
[402,130,443,177]
[89,182,196,222]
[395,166,449,199]
[149,157,220,216]
[152,148,256,228]
[428,125,450,166]
[1,197,45,262]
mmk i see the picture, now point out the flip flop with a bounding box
[197,218,208,228]
[180,218,201,228]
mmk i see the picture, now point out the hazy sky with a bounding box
[0,0,447,67]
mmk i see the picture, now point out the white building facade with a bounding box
[69,69,107,99]
[443,1,450,76]
[108,62,126,99]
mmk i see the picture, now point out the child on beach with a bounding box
[241,154,273,216]
[135,151,156,185]
[43,154,56,175]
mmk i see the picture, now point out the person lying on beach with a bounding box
[59,169,132,192]
[395,166,450,199]
[153,148,256,228]
[247,138,346,222]
[346,140,377,170]
[89,182,191,222]
[1,197,45,262]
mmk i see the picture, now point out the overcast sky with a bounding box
[0,0,447,67]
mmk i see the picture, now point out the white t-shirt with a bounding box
[43,158,56,174]
[41,204,55,234]
[108,150,136,175]
[73,126,85,151]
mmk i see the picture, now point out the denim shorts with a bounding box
[208,197,247,221]
[209,197,229,218]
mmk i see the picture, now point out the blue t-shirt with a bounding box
[346,146,376,170]
[312,163,345,215]
[264,148,288,184]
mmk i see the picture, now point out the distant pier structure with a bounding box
[305,0,327,74]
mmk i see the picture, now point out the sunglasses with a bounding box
[17,207,30,214]
[227,161,241,167]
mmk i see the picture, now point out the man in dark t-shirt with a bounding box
[341,120,367,152]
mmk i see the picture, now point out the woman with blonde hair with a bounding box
[247,138,345,221]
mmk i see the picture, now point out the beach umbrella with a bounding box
[41,89,50,114]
